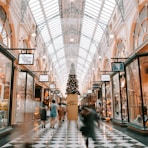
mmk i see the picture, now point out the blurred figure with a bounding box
[57,103,65,126]
[96,102,102,121]
[80,106,98,148]
[40,100,47,128]
[50,100,58,128]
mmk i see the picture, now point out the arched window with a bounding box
[0,6,11,47]
[133,5,148,50]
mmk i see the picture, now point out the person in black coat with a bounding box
[80,106,98,148]
[40,100,47,128]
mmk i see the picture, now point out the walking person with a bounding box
[50,100,58,128]
[40,100,47,128]
[80,105,98,148]
[57,103,65,126]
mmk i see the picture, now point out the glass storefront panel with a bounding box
[112,73,121,120]
[106,82,112,118]
[102,83,106,118]
[139,56,148,127]
[101,82,111,118]
[25,73,34,114]
[126,59,142,125]
[16,72,26,123]
[0,52,12,129]
[120,74,128,122]
[16,72,34,123]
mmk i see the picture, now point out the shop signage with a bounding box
[18,53,34,65]
[101,74,110,81]
[39,74,49,82]
[112,62,124,72]
[92,83,99,89]
[87,89,92,93]
[50,84,56,89]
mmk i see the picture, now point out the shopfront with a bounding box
[125,52,148,133]
[101,81,112,120]
[0,45,15,129]
[112,72,129,126]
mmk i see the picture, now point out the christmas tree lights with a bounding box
[66,63,80,95]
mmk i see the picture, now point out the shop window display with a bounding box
[0,53,12,128]
[126,57,148,127]
[112,73,121,120]
[120,75,128,121]
[126,59,141,125]
[139,56,148,127]
[101,82,112,119]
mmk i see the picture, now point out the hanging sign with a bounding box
[87,89,92,94]
[101,74,110,81]
[18,53,34,65]
[92,83,99,89]
[39,74,49,82]
[50,84,56,89]
[112,62,124,72]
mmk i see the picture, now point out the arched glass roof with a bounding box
[28,0,116,94]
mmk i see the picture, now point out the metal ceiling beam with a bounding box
[115,0,124,21]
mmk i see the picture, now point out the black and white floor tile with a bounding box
[1,120,148,148]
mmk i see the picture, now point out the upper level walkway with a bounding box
[0,118,148,148]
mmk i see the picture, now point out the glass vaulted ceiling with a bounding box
[29,0,116,95]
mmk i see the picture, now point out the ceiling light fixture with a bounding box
[70,38,74,42]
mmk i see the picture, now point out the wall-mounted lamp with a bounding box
[110,34,114,39]
[31,32,36,37]
[98,56,102,60]
[42,55,46,60]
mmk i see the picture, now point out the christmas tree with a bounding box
[66,63,80,95]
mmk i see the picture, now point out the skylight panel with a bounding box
[49,19,62,38]
[84,62,90,68]
[93,26,103,42]
[103,4,114,12]
[85,7,99,19]
[89,44,97,55]
[48,45,54,55]
[51,55,57,63]
[79,36,91,50]
[77,57,85,65]
[101,11,111,18]
[105,0,116,7]
[35,17,44,24]
[81,18,96,37]
[87,54,93,63]
[59,58,66,66]
[29,2,40,10]
[99,17,108,24]
[78,49,87,59]
[53,36,64,49]
[59,64,67,72]
[77,64,84,72]
[41,28,50,43]
[57,49,65,59]
[44,7,59,18]
[54,63,59,69]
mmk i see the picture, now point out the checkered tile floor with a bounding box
[1,120,148,148]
